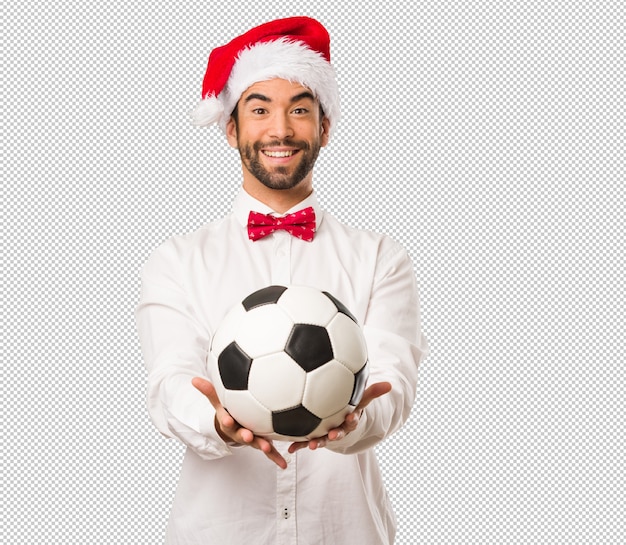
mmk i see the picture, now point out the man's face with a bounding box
[226,79,330,191]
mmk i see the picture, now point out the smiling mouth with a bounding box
[262,150,298,158]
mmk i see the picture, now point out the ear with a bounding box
[320,116,331,147]
[226,116,238,148]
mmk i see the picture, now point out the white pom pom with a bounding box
[190,96,224,127]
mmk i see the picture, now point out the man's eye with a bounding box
[252,108,267,115]
[292,108,309,115]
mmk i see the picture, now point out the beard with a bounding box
[238,138,322,191]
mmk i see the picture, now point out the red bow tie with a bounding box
[247,206,316,242]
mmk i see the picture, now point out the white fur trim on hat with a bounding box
[190,95,224,127]
[191,38,340,134]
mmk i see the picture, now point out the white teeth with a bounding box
[264,150,296,158]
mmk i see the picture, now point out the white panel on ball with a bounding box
[210,304,247,356]
[222,389,273,436]
[326,312,368,372]
[249,352,306,410]
[276,285,338,326]
[236,304,294,358]
[303,360,355,417]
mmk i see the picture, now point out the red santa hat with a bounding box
[191,17,340,134]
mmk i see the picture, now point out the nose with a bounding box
[268,112,294,140]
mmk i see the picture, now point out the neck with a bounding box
[242,172,314,214]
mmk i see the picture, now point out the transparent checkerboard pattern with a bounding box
[4,1,624,544]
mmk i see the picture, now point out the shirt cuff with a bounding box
[161,375,235,459]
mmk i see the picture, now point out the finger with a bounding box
[327,425,348,441]
[267,450,288,469]
[287,436,326,453]
[326,412,358,442]
[310,437,327,450]
[237,427,254,444]
[288,441,308,454]
[344,410,361,427]
[219,411,239,433]
[254,437,287,469]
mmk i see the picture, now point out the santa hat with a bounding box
[191,17,340,134]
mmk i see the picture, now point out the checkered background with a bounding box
[4,1,624,543]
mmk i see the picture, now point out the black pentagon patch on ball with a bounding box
[242,285,288,311]
[349,363,370,406]
[322,291,357,323]
[218,342,253,390]
[285,324,334,372]
[272,405,322,437]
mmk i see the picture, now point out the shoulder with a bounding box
[140,217,230,276]
[321,211,409,262]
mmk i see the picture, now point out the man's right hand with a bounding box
[192,377,288,469]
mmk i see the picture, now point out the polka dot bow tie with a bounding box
[247,207,316,242]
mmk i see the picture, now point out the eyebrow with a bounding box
[244,91,316,104]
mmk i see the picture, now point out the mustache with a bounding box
[252,139,311,151]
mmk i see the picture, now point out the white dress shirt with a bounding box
[135,188,428,545]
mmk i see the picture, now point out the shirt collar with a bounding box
[232,187,324,229]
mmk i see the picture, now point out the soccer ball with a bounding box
[208,285,369,441]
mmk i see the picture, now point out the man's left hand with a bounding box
[287,381,392,454]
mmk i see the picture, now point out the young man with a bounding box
[136,17,428,544]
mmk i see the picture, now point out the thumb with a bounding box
[357,381,392,410]
[192,377,222,409]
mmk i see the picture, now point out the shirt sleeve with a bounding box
[135,238,234,460]
[325,238,429,454]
